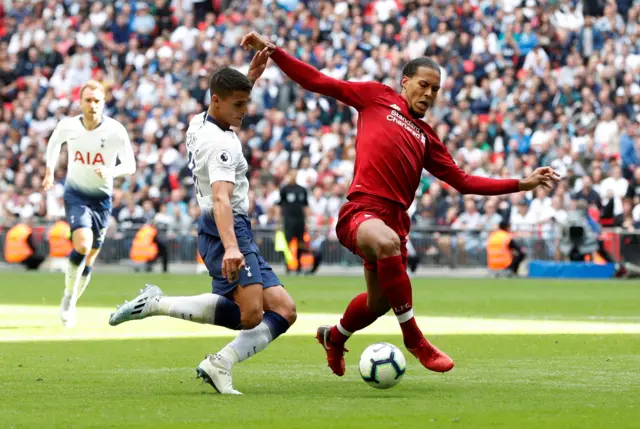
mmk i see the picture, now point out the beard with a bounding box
[408,107,426,119]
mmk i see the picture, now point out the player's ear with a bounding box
[401,75,409,90]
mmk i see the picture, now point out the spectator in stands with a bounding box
[0,0,639,270]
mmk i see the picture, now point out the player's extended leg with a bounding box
[110,232,250,329]
[108,285,243,330]
[356,219,454,373]
[60,227,93,328]
[317,269,389,376]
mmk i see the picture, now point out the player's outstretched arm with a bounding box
[212,181,245,283]
[425,139,559,195]
[43,119,68,190]
[240,31,380,111]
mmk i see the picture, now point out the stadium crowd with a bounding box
[1,0,640,264]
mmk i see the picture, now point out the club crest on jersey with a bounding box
[216,150,232,166]
[74,151,105,165]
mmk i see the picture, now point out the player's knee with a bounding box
[367,295,391,315]
[73,242,92,255]
[374,234,401,260]
[240,309,263,330]
[280,303,297,326]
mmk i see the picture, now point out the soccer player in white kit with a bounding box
[108,50,297,395]
[43,80,136,328]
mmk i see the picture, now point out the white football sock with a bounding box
[150,294,220,324]
[336,322,353,337]
[75,272,92,303]
[64,259,86,299]
[218,322,274,369]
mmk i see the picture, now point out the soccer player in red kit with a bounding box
[241,32,559,375]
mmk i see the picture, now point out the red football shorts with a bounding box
[336,194,411,271]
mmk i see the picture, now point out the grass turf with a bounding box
[1,272,640,428]
[3,272,640,321]
[2,335,639,429]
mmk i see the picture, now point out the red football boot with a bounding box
[407,338,455,373]
[316,325,348,376]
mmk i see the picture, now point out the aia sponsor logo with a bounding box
[74,151,105,165]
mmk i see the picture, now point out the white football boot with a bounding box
[59,294,76,328]
[196,354,242,395]
[109,284,164,326]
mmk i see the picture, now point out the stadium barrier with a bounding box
[0,222,636,270]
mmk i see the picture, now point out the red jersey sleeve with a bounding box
[424,137,521,195]
[270,47,384,111]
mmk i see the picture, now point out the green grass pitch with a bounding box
[1,272,639,429]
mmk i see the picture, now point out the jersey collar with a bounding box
[205,113,231,131]
[79,115,104,130]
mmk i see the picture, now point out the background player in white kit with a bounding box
[108,50,297,395]
[43,80,136,328]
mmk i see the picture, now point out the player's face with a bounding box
[401,67,441,118]
[80,88,105,121]
[212,90,251,128]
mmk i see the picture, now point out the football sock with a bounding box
[218,311,290,369]
[330,292,382,345]
[64,249,87,299]
[74,265,93,304]
[151,293,242,330]
[376,255,423,349]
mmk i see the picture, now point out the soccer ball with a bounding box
[359,342,406,389]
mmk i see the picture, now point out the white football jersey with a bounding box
[45,115,136,198]
[186,112,249,215]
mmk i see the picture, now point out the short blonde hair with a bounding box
[79,80,105,98]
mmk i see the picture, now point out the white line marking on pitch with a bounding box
[1,305,640,343]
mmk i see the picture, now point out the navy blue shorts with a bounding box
[198,212,282,296]
[64,188,111,249]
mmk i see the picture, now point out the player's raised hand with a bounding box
[519,167,561,191]
[93,167,110,179]
[222,246,245,283]
[247,47,271,84]
[42,174,54,191]
[240,31,275,52]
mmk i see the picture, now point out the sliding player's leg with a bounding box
[356,217,454,373]
[109,233,244,330]
[317,268,389,376]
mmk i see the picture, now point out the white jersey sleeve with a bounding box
[111,125,136,177]
[45,117,70,171]
[206,142,239,185]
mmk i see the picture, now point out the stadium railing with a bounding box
[0,221,632,269]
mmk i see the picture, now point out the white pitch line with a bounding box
[1,305,640,343]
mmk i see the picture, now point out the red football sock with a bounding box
[330,292,381,345]
[376,255,423,348]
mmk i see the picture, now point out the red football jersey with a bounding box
[271,48,520,210]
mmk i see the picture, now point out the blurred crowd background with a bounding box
[1,0,640,266]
